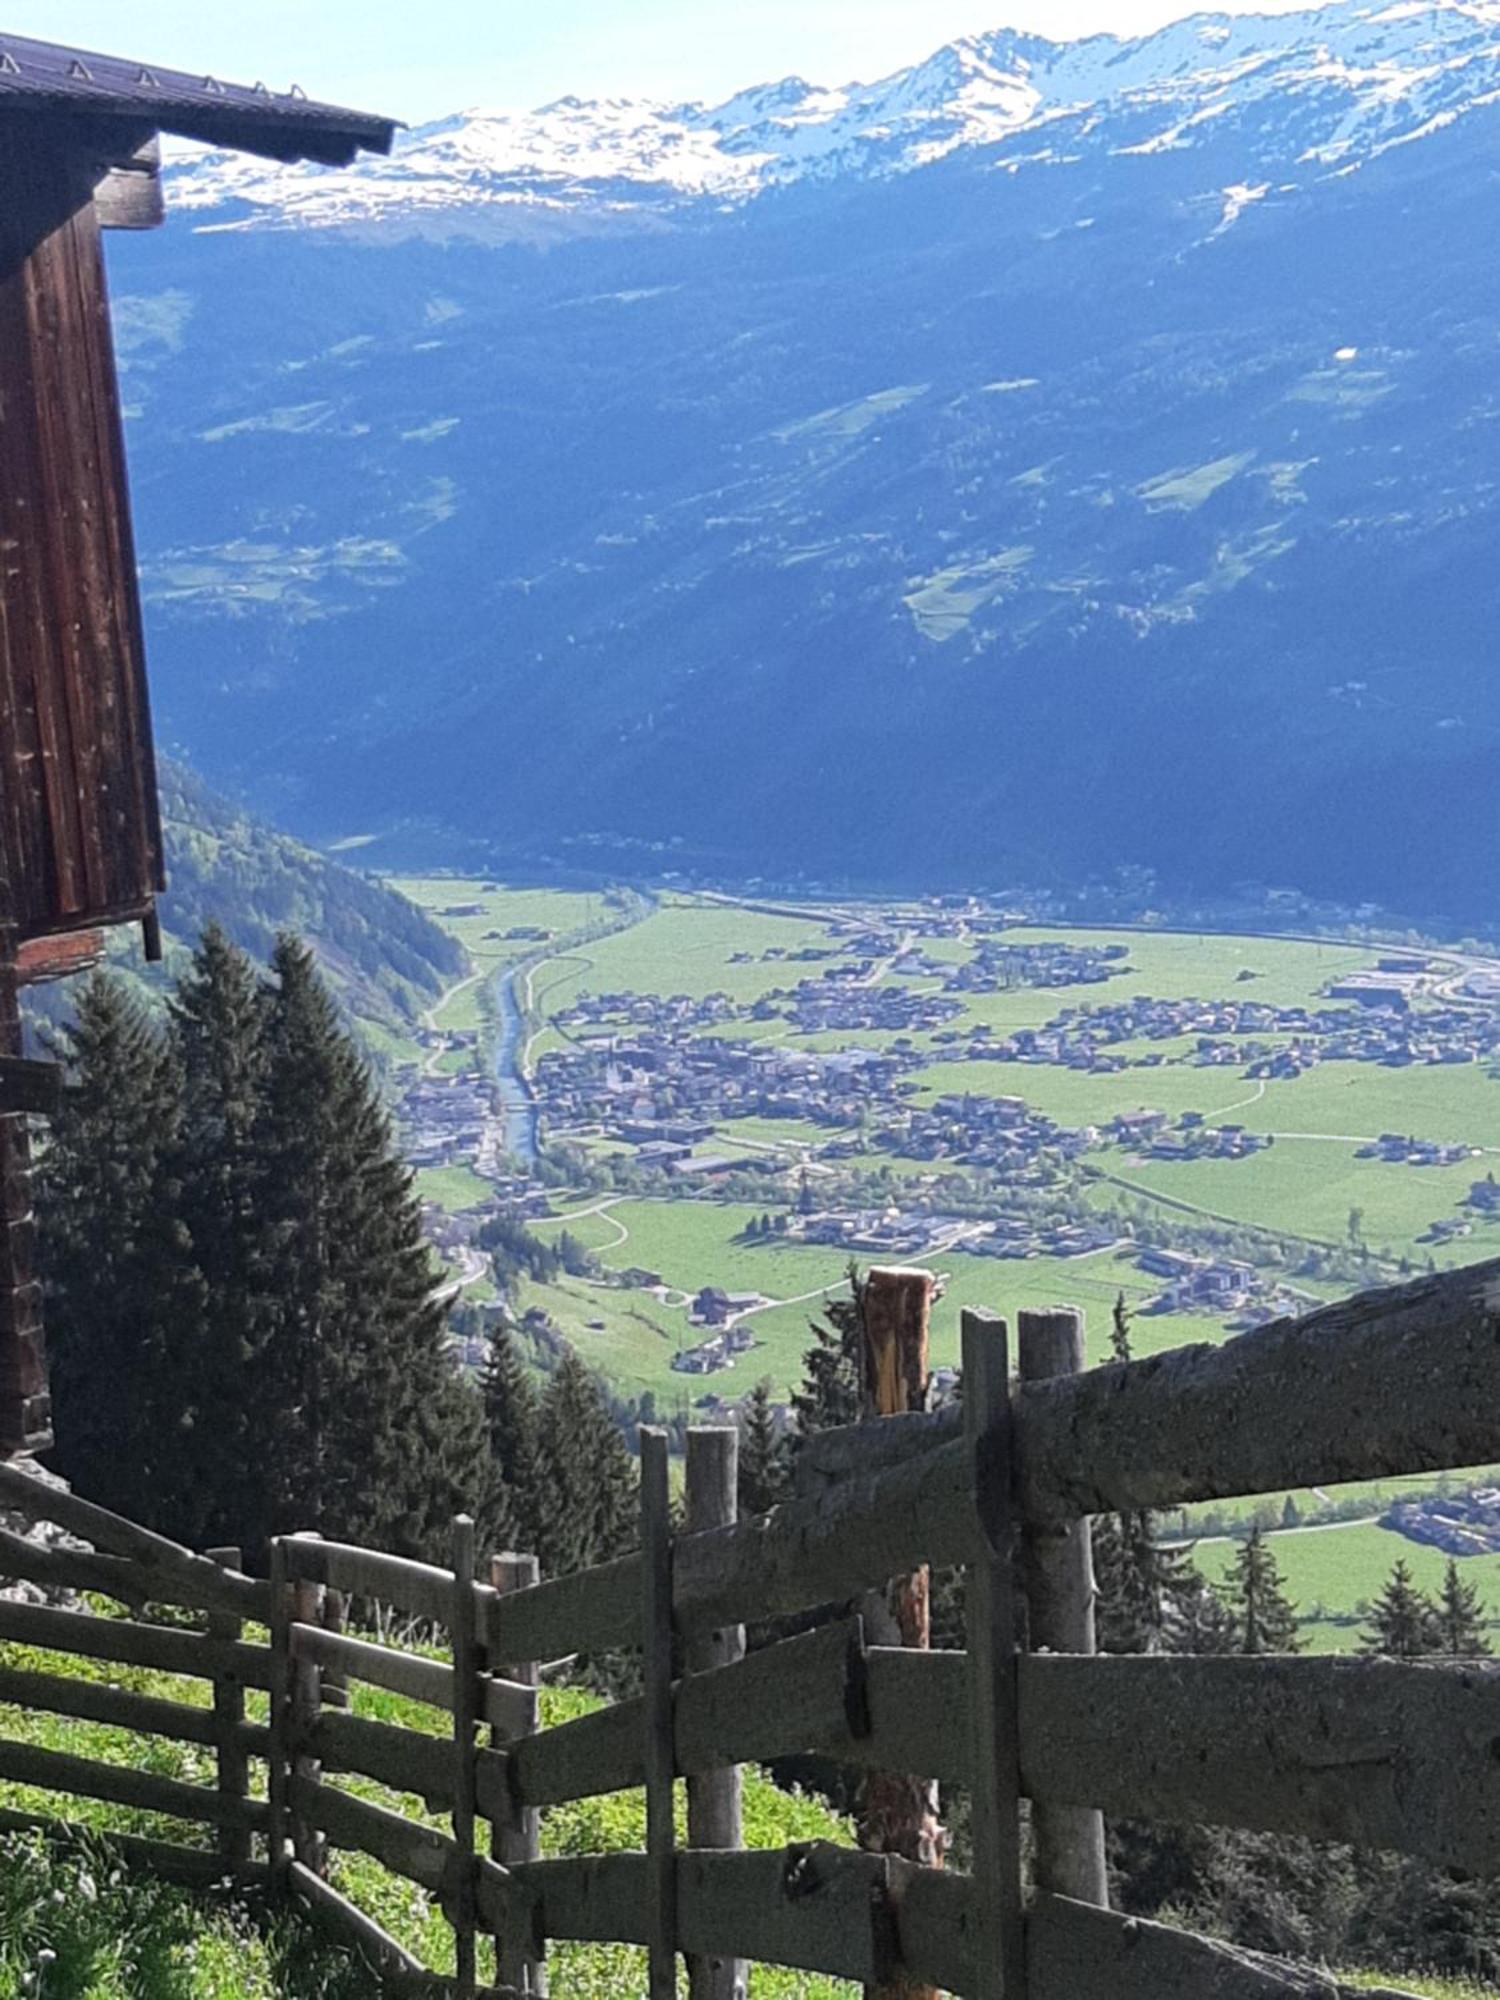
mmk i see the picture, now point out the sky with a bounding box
[11,0,1320,122]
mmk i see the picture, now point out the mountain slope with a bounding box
[109,0,1500,919]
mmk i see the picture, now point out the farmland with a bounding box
[393,882,1500,1632]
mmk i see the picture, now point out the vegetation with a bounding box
[40,934,491,1564]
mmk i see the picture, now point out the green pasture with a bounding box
[414,1164,494,1212]
[390,878,603,968]
[1194,1518,1500,1647]
[533,899,843,1011]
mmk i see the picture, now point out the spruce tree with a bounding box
[482,1322,545,1553]
[1175,1572,1241,1655]
[738,1378,788,1517]
[1435,1558,1491,1658]
[1361,1559,1441,1659]
[255,934,490,1559]
[1230,1527,1301,1654]
[538,1346,637,1575]
[38,974,201,1532]
[168,924,274,1547]
[791,1275,863,1443]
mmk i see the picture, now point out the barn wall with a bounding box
[0,125,164,944]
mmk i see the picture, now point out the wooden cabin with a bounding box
[0,33,396,1454]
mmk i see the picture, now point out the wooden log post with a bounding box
[1016,1309,1107,1909]
[684,1427,747,2000]
[451,1515,481,1998]
[490,1551,546,1996]
[961,1313,1026,2000]
[290,1537,328,1876]
[641,1428,678,2000]
[0,887,50,1457]
[207,1547,251,1871]
[858,1268,944,1964]
[267,1538,292,1890]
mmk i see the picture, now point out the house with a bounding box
[0,34,393,1459]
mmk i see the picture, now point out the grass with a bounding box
[0,1628,856,1998]
[531,899,840,1013]
[413,1165,494,1213]
[0,1826,369,1999]
[388,881,603,972]
[1193,1517,1500,1648]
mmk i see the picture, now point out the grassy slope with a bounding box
[0,1629,854,1997]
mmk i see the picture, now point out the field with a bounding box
[398,886,1500,1635]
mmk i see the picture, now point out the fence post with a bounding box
[267,1537,291,1891]
[207,1546,251,1871]
[490,1551,546,1997]
[289,1535,328,1876]
[685,1427,746,2000]
[641,1428,677,2000]
[1017,1308,1108,1909]
[859,1266,944,1950]
[451,1515,480,1998]
[962,1313,1026,2000]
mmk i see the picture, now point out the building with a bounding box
[0,34,394,1457]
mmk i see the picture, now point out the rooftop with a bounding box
[0,29,397,165]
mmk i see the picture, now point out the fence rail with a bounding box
[0,1256,1497,1994]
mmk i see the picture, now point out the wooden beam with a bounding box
[0,1597,271,1686]
[684,1427,745,2000]
[15,930,104,984]
[92,135,166,231]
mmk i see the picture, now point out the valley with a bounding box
[393,878,1500,1644]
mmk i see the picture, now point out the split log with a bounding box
[0,1804,267,1887]
[483,1552,641,1669]
[0,1659,266,1758]
[0,1738,267,1830]
[290,1773,455,1894]
[298,1708,457,1813]
[287,1623,532,1736]
[0,1598,271,1686]
[1026,1895,1424,2000]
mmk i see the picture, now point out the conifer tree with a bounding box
[1230,1527,1302,1654]
[1361,1559,1441,1659]
[254,934,490,1559]
[791,1275,863,1442]
[538,1346,637,1575]
[38,974,200,1531]
[482,1322,545,1552]
[738,1378,788,1517]
[168,924,274,1546]
[1175,1572,1241,1655]
[1434,1558,1491,1658]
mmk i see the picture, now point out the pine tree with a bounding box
[1230,1527,1301,1654]
[1361,1559,1441,1659]
[38,974,200,1532]
[254,934,490,1559]
[1175,1572,1241,1655]
[168,924,274,1547]
[482,1322,545,1552]
[791,1275,863,1442]
[538,1346,637,1576]
[1434,1558,1491,1658]
[738,1378,788,1517]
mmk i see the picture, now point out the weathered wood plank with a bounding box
[0,1056,61,1115]
[1018,1309,1108,1910]
[288,1859,427,1978]
[1021,1653,1500,1877]
[684,1427,746,2000]
[0,1737,267,1830]
[287,1622,532,1736]
[1019,1257,1500,1521]
[961,1310,1026,2000]
[674,1434,976,1637]
[641,1429,678,1999]
[207,1546,252,1872]
[286,1537,464,1629]
[1026,1894,1423,2000]
[291,1773,456,1894]
[0,1464,268,1617]
[488,1551,546,1996]
[0,1598,271,1687]
[0,1660,265,1759]
[451,1517,481,1994]
[298,1709,457,1812]
[267,1539,292,1885]
[484,1552,641,1668]
[92,136,167,232]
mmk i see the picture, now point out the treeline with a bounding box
[38,929,635,1582]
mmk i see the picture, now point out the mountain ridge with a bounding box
[109,0,1500,922]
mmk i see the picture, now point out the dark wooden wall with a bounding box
[0,123,164,945]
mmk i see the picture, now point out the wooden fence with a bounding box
[1,1254,1500,1996]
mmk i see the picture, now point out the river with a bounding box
[492,963,539,1164]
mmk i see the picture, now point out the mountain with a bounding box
[110,1,1500,919]
[42,765,467,1052]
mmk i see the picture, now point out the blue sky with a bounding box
[10,0,1314,122]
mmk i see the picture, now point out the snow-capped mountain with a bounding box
[166,1,1500,232]
[115,0,1500,918]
